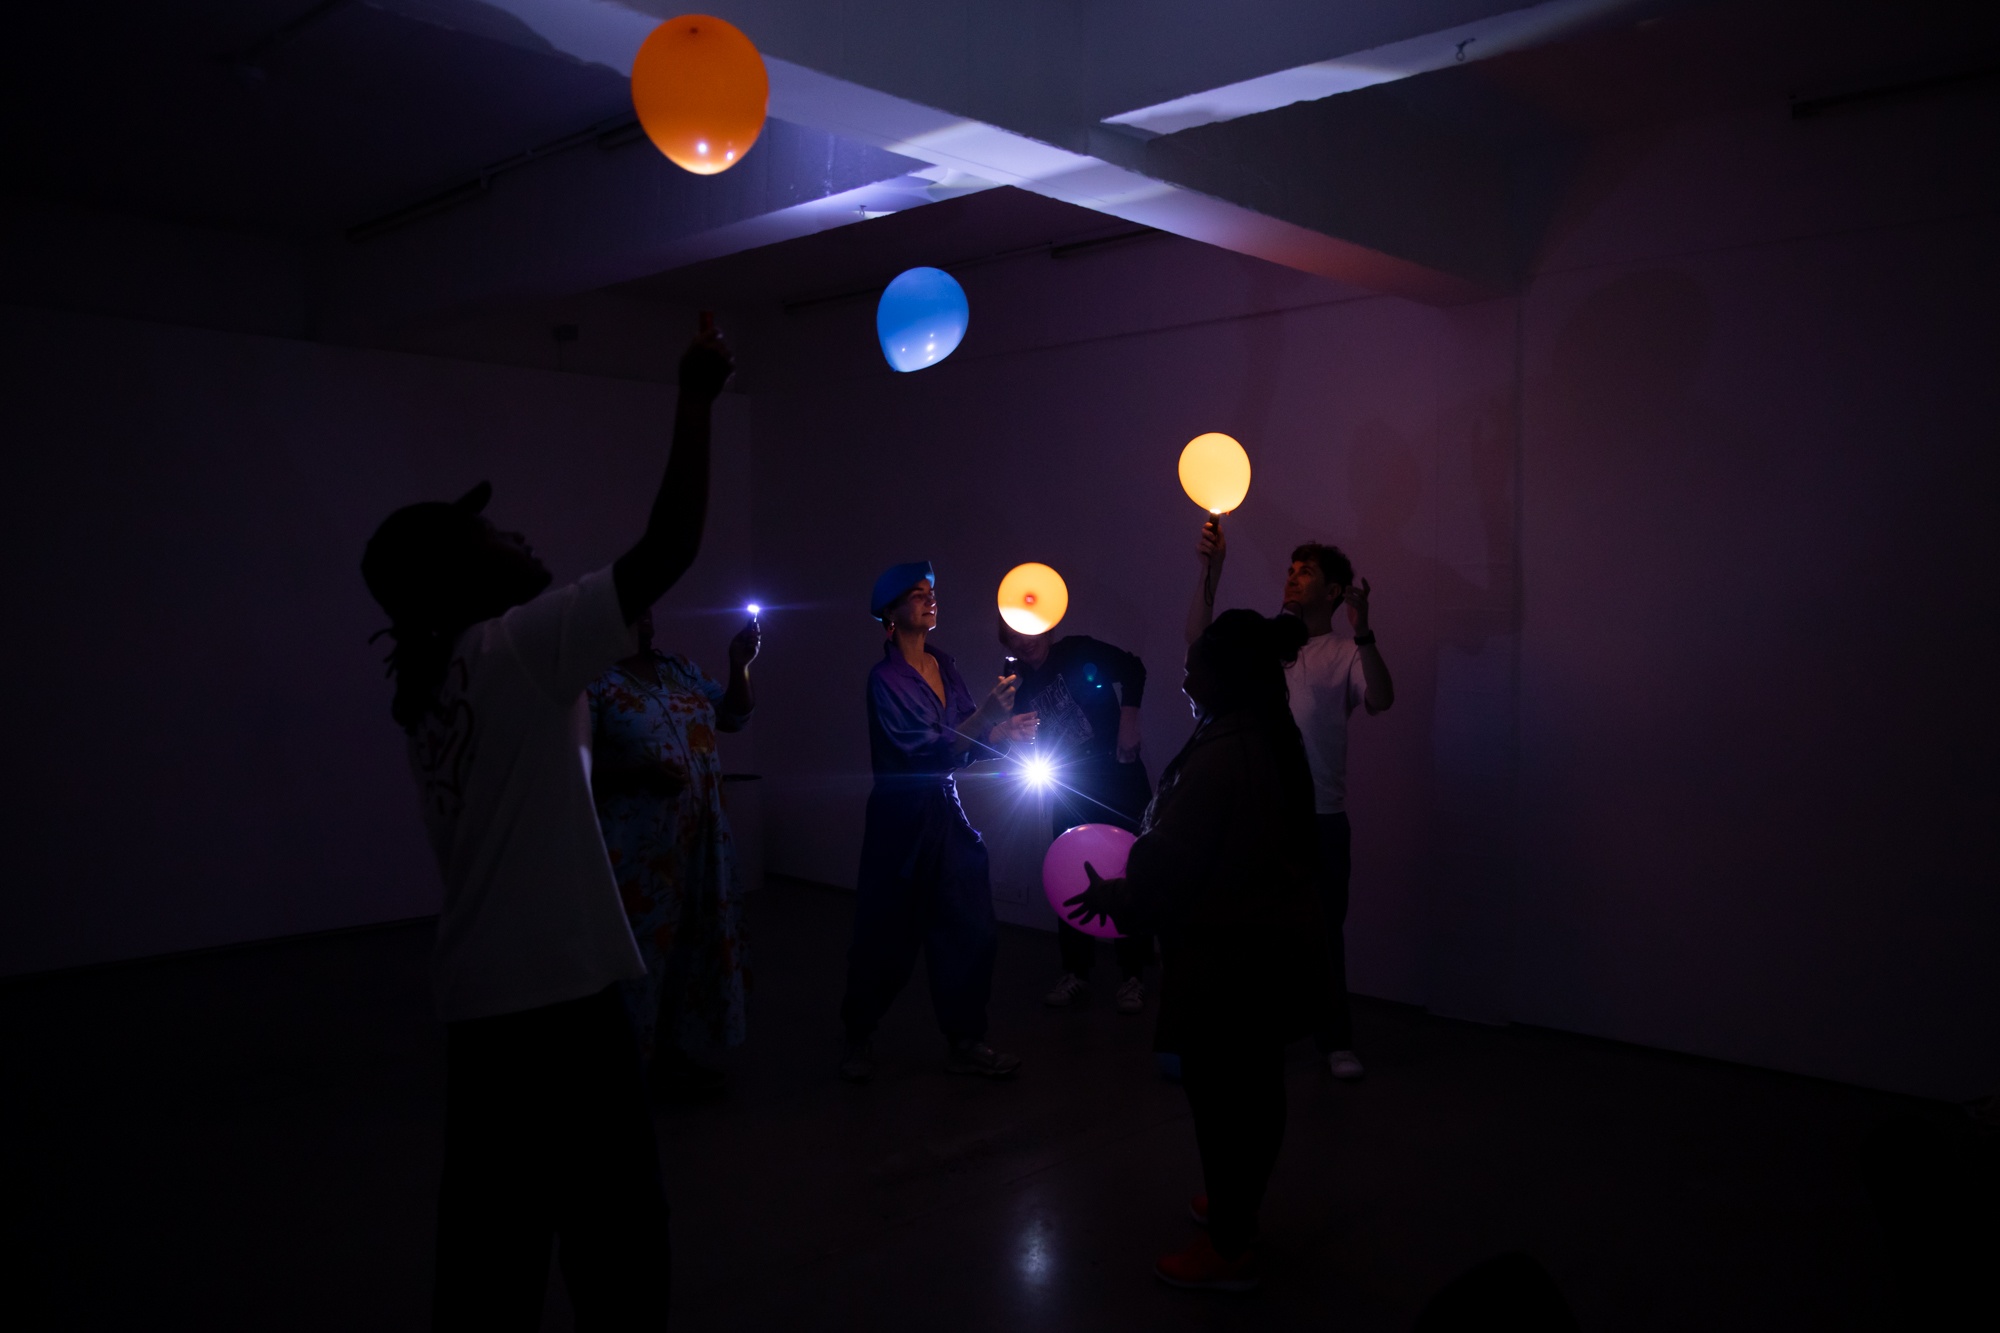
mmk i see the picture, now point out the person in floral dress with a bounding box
[588,607,760,1094]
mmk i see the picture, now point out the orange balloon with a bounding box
[631,15,769,175]
[998,563,1070,636]
[1178,432,1251,514]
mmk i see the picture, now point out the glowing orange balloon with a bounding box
[631,15,769,175]
[998,563,1070,636]
[1178,431,1251,514]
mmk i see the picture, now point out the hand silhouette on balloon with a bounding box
[1064,861,1132,932]
[1043,825,1134,938]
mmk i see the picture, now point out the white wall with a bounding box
[1509,92,2000,1098]
[1,197,310,340]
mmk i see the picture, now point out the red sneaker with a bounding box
[1189,1193,1209,1226]
[1154,1233,1260,1291]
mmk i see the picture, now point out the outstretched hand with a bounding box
[679,328,735,402]
[1063,861,1124,930]
[1343,576,1373,633]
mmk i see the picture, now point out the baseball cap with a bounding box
[361,482,492,624]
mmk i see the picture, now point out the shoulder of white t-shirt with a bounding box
[456,595,553,684]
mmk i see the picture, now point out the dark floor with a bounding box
[1,878,1926,1330]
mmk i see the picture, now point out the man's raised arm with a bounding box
[613,331,734,623]
[1184,516,1226,645]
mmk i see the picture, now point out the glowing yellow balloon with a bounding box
[631,15,769,175]
[997,563,1070,636]
[1178,432,1251,514]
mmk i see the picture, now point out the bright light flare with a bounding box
[746,603,761,616]
[1020,755,1054,789]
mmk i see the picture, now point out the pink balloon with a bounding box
[1042,823,1138,940]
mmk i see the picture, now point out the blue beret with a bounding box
[871,561,935,619]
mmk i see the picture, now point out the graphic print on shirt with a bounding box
[1023,672,1093,754]
[414,657,475,822]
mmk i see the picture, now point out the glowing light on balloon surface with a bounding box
[1042,824,1137,940]
[997,562,1069,636]
[631,15,768,175]
[1178,431,1251,514]
[877,267,969,372]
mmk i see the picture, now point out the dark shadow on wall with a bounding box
[1246,365,1521,1014]
[1349,390,1523,1020]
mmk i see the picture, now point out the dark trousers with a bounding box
[841,798,997,1044]
[1312,812,1355,1052]
[435,986,669,1332]
[1181,1040,1288,1259]
[1057,920,1153,980]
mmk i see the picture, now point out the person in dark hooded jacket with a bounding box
[1067,608,1328,1292]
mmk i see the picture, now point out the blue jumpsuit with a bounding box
[840,641,998,1045]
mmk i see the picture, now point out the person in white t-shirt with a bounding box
[361,329,733,1330]
[1186,520,1394,1080]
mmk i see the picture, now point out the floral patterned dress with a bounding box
[587,653,747,1060]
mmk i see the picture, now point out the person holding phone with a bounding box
[588,606,760,1099]
[837,564,1038,1083]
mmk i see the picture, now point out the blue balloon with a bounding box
[876,267,969,372]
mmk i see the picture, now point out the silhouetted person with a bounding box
[997,617,1155,1013]
[1189,520,1394,1079]
[1067,609,1327,1291]
[838,565,1039,1083]
[588,606,760,1100]
[361,329,733,1331]
[1415,1252,1581,1331]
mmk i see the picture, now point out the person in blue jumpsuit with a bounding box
[838,562,1040,1083]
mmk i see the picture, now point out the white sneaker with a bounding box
[1327,1050,1365,1080]
[1115,977,1145,1014]
[1044,973,1088,1007]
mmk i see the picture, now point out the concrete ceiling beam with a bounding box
[362,0,1656,300]
[316,115,923,338]
[760,57,1501,303]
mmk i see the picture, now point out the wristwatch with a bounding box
[1353,631,1377,647]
